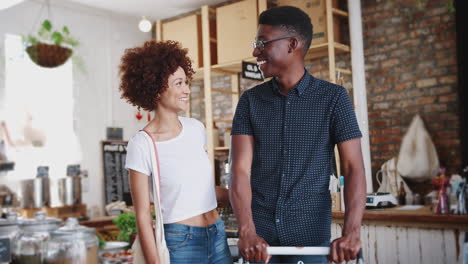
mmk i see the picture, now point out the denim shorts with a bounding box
[164,218,232,264]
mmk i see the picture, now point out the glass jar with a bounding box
[45,217,98,264]
[11,211,61,264]
[0,212,20,264]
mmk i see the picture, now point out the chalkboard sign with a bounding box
[242,61,263,81]
[102,141,132,206]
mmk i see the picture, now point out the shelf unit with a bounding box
[154,0,353,175]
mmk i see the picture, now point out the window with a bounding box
[1,34,81,185]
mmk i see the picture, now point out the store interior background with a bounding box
[0,0,463,215]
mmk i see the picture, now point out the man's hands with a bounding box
[238,232,271,263]
[328,232,361,263]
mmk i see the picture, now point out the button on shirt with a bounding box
[232,70,362,246]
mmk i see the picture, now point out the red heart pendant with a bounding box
[136,111,143,120]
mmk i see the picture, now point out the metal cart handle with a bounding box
[267,246,330,255]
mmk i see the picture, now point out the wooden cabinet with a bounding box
[162,15,203,68]
[216,0,258,64]
[332,207,468,263]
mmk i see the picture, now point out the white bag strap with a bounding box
[142,130,167,246]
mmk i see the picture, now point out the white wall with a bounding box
[0,0,150,214]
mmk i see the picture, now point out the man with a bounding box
[229,6,366,264]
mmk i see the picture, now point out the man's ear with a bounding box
[288,38,299,53]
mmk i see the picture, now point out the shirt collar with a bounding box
[271,69,312,97]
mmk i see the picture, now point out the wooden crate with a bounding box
[277,0,341,45]
[20,204,87,220]
[216,0,258,64]
[162,14,203,68]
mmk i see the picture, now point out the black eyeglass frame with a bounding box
[252,36,294,50]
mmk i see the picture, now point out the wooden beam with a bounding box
[202,5,214,165]
[155,20,162,41]
[231,73,239,117]
[336,68,352,75]
[213,119,233,124]
[332,8,348,17]
[257,0,267,15]
[212,88,238,95]
[326,0,336,84]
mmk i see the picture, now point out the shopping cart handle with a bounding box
[266,246,330,255]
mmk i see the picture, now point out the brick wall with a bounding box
[362,0,459,189]
[189,0,460,190]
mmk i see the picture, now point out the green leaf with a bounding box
[113,213,137,243]
[51,31,63,45]
[42,19,52,32]
[62,26,70,35]
[27,35,38,45]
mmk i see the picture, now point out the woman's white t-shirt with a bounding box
[125,117,217,224]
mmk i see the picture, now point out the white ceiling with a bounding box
[66,0,228,21]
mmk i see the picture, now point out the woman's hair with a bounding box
[119,40,195,111]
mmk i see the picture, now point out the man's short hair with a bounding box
[259,6,313,55]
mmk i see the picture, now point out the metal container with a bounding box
[0,212,20,264]
[19,177,50,208]
[58,176,81,206]
[11,212,61,264]
[45,217,98,264]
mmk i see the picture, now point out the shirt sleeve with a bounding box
[192,118,207,148]
[125,134,151,176]
[331,87,362,144]
[232,92,254,135]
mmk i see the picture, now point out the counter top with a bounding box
[332,206,468,230]
[80,215,117,228]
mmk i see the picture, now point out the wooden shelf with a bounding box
[193,68,204,80]
[332,8,348,17]
[214,146,230,151]
[332,206,468,230]
[211,57,256,75]
[206,42,351,75]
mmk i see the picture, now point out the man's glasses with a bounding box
[252,36,294,50]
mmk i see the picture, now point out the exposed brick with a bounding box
[381,59,400,68]
[400,38,420,47]
[385,93,405,101]
[424,104,447,112]
[370,95,385,102]
[395,82,413,90]
[429,85,453,95]
[394,99,414,108]
[372,119,391,127]
[373,102,391,110]
[416,78,437,88]
[439,94,457,103]
[416,96,436,104]
[439,75,457,84]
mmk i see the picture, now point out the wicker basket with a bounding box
[26,42,73,68]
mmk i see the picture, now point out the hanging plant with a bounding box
[23,19,79,68]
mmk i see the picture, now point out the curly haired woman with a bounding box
[119,40,231,264]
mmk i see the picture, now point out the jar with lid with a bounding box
[11,211,61,264]
[45,217,98,264]
[0,212,20,264]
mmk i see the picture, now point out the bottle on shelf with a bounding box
[398,181,407,205]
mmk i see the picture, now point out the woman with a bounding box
[119,40,231,264]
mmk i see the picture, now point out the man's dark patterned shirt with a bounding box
[232,70,362,246]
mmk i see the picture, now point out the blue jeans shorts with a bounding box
[164,218,232,264]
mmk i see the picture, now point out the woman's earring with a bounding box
[135,107,143,121]
[147,112,151,122]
